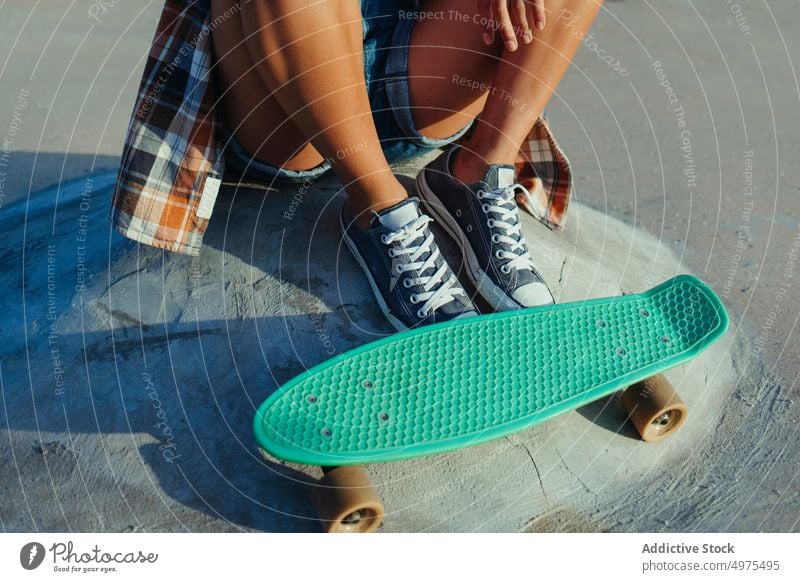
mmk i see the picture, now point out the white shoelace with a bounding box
[478,184,536,275]
[381,215,465,318]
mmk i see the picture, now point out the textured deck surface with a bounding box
[255,275,728,465]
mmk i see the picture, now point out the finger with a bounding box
[533,0,546,30]
[513,0,532,43]
[478,0,493,45]
[494,0,517,51]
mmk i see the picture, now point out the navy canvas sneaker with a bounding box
[340,197,478,331]
[416,145,554,310]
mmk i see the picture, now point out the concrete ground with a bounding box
[1,1,798,532]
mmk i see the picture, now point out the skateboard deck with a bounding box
[254,275,728,466]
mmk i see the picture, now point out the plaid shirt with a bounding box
[110,0,573,257]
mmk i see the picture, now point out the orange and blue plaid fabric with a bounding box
[109,0,573,257]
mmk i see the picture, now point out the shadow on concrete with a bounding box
[3,166,375,531]
[3,312,330,531]
[0,152,122,211]
[575,394,640,441]
[1,160,630,531]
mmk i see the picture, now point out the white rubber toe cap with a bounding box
[511,282,554,307]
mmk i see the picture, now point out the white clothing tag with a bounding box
[196,176,221,219]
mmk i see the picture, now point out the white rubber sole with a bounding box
[416,169,548,312]
[339,211,410,333]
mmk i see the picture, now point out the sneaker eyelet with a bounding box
[380,234,388,244]
[495,250,504,259]
[482,204,489,212]
[395,264,403,274]
[409,294,419,304]
[403,278,413,288]
[417,308,428,318]
[491,234,501,244]
[501,265,511,274]
[487,219,495,228]
[387,248,396,257]
[466,225,473,233]
[455,209,462,217]
[477,190,485,199]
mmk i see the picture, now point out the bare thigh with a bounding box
[210,0,324,171]
[212,0,499,168]
[407,0,504,140]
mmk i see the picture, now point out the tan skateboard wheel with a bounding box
[621,374,688,442]
[311,466,384,533]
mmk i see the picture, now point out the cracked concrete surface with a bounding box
[0,157,748,532]
[1,0,799,532]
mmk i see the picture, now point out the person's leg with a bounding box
[410,0,603,309]
[240,0,411,224]
[212,0,406,226]
[408,0,604,183]
[211,0,325,172]
[405,1,502,144]
[210,0,476,330]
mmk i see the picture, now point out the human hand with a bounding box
[477,0,545,51]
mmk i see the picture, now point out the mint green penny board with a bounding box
[254,275,728,466]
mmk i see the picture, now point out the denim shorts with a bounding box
[222,0,474,184]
